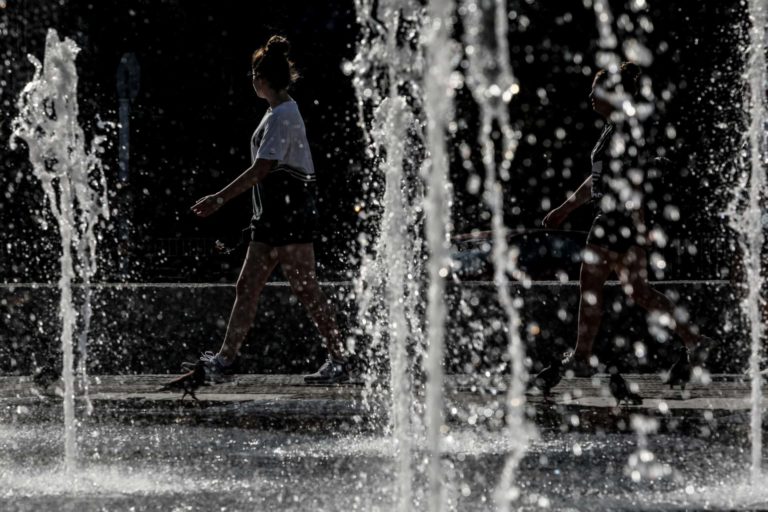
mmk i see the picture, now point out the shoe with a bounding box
[304,357,349,384]
[182,351,234,384]
[561,351,599,378]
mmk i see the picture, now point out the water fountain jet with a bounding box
[10,28,109,471]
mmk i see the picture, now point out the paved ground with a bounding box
[0,373,763,435]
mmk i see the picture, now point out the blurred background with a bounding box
[0,0,746,283]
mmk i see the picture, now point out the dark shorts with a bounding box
[586,210,638,254]
[250,170,318,247]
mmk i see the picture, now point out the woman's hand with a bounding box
[191,194,225,218]
[542,206,568,229]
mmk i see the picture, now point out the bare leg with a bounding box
[217,242,279,362]
[616,246,699,350]
[277,243,344,360]
[573,244,614,361]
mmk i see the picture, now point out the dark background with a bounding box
[0,0,747,284]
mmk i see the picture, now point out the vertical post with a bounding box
[116,53,140,277]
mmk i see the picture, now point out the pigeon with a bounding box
[32,364,61,391]
[666,349,692,390]
[531,357,564,399]
[609,370,642,407]
[158,362,206,401]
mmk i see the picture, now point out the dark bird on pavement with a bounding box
[531,357,563,399]
[33,364,61,391]
[666,349,692,390]
[158,362,206,401]
[609,370,642,407]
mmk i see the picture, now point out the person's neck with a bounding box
[599,108,613,121]
[266,90,292,109]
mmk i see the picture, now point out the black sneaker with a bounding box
[561,351,599,378]
[304,357,349,384]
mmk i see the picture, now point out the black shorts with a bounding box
[586,210,638,254]
[250,169,318,247]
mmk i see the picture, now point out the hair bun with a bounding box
[620,61,641,80]
[266,35,290,56]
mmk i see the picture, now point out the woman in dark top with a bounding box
[190,35,347,384]
[538,62,709,385]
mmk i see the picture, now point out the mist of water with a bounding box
[626,415,672,482]
[10,29,109,471]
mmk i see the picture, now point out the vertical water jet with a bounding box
[10,28,109,472]
[457,1,530,508]
[422,2,455,510]
[743,0,767,484]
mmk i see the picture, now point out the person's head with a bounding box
[589,61,641,118]
[250,35,299,98]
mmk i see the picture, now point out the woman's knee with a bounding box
[235,276,255,297]
[580,263,609,289]
[235,269,270,298]
[625,279,653,304]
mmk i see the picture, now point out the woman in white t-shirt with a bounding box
[190,35,347,384]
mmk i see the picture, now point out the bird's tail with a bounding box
[156,369,199,393]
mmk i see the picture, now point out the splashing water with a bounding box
[457,1,531,509]
[351,0,459,508]
[626,415,672,482]
[421,1,455,508]
[351,1,428,508]
[729,0,768,484]
[372,94,419,510]
[350,1,541,508]
[10,29,109,471]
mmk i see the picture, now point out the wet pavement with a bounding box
[2,373,767,511]
[0,373,761,434]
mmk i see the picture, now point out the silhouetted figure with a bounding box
[536,61,712,389]
[188,36,348,385]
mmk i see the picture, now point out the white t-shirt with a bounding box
[250,99,315,175]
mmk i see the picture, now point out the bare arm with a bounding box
[542,175,592,228]
[191,159,276,217]
[558,175,592,216]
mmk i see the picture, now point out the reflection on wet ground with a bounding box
[1,374,767,510]
[2,423,766,511]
